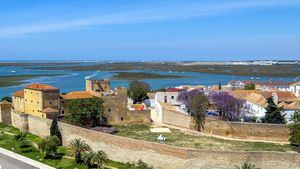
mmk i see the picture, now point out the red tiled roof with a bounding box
[13,90,24,97]
[61,91,93,100]
[229,80,294,87]
[166,88,184,92]
[262,91,297,102]
[25,83,58,91]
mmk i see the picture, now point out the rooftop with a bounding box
[25,83,58,91]
[13,90,24,97]
[61,91,93,100]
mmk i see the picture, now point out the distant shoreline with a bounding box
[0,74,64,88]
[21,62,300,78]
[111,72,191,80]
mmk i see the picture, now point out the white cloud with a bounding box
[0,0,299,37]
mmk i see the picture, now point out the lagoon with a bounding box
[0,64,297,98]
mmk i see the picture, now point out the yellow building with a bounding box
[12,83,60,118]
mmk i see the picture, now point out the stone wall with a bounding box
[126,110,151,124]
[160,105,290,142]
[0,101,12,125]
[11,109,29,132]
[27,115,51,138]
[204,117,290,142]
[163,109,193,129]
[9,113,300,169]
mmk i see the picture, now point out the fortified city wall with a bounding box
[9,112,300,169]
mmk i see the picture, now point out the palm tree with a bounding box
[83,152,95,168]
[235,162,259,169]
[91,150,108,169]
[69,139,91,164]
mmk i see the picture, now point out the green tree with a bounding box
[262,97,286,124]
[128,81,150,103]
[244,83,255,90]
[50,118,62,145]
[66,97,104,126]
[1,96,12,102]
[235,162,259,169]
[38,136,60,158]
[289,111,300,149]
[70,139,91,164]
[178,90,209,131]
[189,93,209,131]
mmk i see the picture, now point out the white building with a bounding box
[153,91,183,123]
[290,82,300,97]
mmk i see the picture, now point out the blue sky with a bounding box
[0,0,300,61]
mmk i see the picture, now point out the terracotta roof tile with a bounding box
[166,88,184,92]
[61,91,93,100]
[25,83,58,91]
[245,93,267,108]
[13,90,24,97]
[262,91,297,102]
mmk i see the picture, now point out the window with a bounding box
[49,102,52,105]
[31,100,33,103]
[108,108,111,112]
[61,110,64,115]
[121,117,124,121]
[171,96,174,99]
[164,96,167,103]
[37,102,39,104]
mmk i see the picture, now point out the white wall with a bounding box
[155,92,181,105]
[246,101,266,119]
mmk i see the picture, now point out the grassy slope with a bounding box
[0,123,128,169]
[114,124,293,152]
[112,72,190,80]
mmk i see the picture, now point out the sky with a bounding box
[0,0,300,61]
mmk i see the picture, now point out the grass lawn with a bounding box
[114,124,294,152]
[0,123,148,169]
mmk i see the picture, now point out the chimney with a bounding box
[272,92,278,105]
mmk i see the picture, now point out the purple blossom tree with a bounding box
[209,92,247,121]
[178,90,209,131]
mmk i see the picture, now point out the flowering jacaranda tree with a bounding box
[178,90,209,131]
[209,92,247,121]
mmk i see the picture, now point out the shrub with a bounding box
[38,136,60,158]
[119,160,153,169]
[289,111,300,149]
[235,162,259,169]
[14,132,29,148]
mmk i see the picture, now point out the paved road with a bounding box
[0,152,38,169]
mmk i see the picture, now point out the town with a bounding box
[0,77,299,169]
